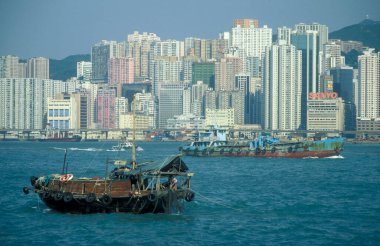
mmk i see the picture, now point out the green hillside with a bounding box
[330,19,380,51]
[50,54,90,81]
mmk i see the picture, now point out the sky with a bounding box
[0,0,379,59]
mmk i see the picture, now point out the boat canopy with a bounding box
[113,155,190,176]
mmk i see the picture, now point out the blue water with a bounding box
[0,141,379,245]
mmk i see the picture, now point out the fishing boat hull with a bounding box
[24,155,195,214]
[37,189,191,214]
[182,149,341,158]
[180,138,344,158]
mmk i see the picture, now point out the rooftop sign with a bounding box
[309,92,338,100]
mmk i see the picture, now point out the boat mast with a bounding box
[132,95,136,169]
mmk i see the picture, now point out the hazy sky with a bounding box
[1,0,379,59]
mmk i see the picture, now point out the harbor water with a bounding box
[0,141,379,245]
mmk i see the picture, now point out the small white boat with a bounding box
[112,141,133,151]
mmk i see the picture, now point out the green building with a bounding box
[192,62,215,89]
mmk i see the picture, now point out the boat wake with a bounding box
[303,156,319,159]
[325,155,344,159]
[106,149,127,152]
[69,147,103,152]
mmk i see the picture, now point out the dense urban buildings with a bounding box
[0,18,379,138]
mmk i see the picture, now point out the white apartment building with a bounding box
[231,24,272,60]
[47,97,78,130]
[262,43,302,130]
[27,57,49,79]
[357,49,380,119]
[307,97,345,132]
[77,61,92,82]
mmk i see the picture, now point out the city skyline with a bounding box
[0,0,379,59]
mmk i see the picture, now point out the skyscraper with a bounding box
[262,42,302,130]
[357,49,379,119]
[291,30,319,129]
[158,82,185,129]
[330,67,356,131]
[91,40,124,83]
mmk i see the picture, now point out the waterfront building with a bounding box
[307,95,345,132]
[119,112,150,130]
[27,57,49,79]
[234,74,251,124]
[76,61,92,82]
[357,49,380,120]
[166,114,205,130]
[356,118,380,138]
[47,94,79,130]
[262,42,302,131]
[205,108,234,127]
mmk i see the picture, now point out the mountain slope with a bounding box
[330,19,380,50]
[50,54,90,81]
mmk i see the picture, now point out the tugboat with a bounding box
[180,128,344,158]
[23,96,195,214]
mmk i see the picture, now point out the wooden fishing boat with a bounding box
[23,154,194,214]
[23,96,195,214]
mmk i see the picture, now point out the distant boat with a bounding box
[112,141,133,151]
[180,128,344,158]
